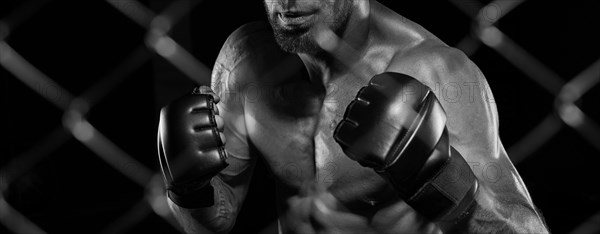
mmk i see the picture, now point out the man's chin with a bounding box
[269,20,321,54]
[275,32,321,54]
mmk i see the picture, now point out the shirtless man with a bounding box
[157,0,548,233]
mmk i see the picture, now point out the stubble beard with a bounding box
[266,4,352,55]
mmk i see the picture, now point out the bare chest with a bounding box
[246,80,397,210]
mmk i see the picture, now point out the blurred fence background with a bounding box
[1,0,599,233]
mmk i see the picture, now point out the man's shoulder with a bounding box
[211,21,276,86]
[211,22,274,112]
[212,21,309,114]
[385,40,481,85]
[211,21,290,99]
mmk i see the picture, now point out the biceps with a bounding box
[457,139,539,223]
[216,105,257,209]
[439,83,534,205]
[220,130,254,180]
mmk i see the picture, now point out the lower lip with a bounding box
[278,13,315,27]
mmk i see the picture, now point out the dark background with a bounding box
[1,0,599,233]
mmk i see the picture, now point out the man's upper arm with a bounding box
[210,47,257,213]
[389,46,549,232]
[428,49,530,199]
[389,46,535,205]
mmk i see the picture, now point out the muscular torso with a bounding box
[239,1,449,218]
[210,2,522,232]
[244,71,399,216]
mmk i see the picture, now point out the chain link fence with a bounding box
[1,0,599,233]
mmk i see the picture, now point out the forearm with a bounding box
[168,177,238,234]
[450,186,548,234]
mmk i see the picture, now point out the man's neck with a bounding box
[299,1,372,86]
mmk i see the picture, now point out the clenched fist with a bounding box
[157,86,228,208]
